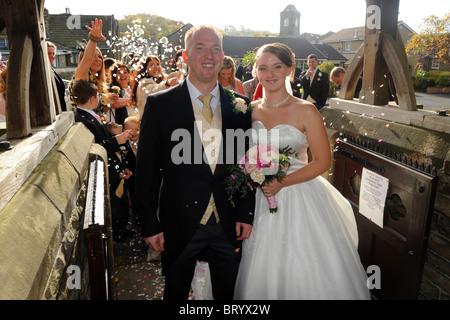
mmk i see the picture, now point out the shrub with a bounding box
[424,70,441,80]
[414,76,436,92]
[436,74,450,87]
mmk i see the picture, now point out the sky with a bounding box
[45,0,449,35]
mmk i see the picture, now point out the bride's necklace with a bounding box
[264,95,290,108]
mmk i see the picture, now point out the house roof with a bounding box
[223,36,332,60]
[322,21,415,43]
[398,21,416,34]
[46,13,119,53]
[314,44,347,61]
[321,26,365,43]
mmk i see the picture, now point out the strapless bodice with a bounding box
[251,121,308,174]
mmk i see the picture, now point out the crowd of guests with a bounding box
[66,19,187,242]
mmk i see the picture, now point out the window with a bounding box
[431,59,440,70]
[0,38,9,50]
[284,18,289,27]
[342,41,351,51]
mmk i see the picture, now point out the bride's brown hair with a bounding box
[255,43,295,81]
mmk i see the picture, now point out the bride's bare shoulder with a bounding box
[291,97,316,112]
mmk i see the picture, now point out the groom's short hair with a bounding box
[184,25,223,52]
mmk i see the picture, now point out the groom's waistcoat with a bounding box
[191,97,222,225]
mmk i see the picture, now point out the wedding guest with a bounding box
[108,122,134,241]
[175,49,188,80]
[243,76,258,101]
[242,60,253,82]
[47,42,67,112]
[218,56,244,95]
[107,61,135,124]
[131,55,181,116]
[104,57,116,83]
[299,54,329,110]
[235,60,243,81]
[330,66,362,98]
[123,115,140,214]
[69,18,118,114]
[72,79,133,241]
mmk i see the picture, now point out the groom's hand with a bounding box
[236,222,252,240]
[144,232,165,252]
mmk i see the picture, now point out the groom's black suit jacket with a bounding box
[135,81,255,272]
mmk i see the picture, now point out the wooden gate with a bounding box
[333,136,438,299]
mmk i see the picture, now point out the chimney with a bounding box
[65,8,70,14]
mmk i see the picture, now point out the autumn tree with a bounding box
[406,13,450,68]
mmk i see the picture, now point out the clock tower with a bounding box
[280,5,300,37]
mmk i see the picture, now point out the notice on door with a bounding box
[359,167,389,228]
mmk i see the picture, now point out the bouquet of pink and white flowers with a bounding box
[225,144,298,213]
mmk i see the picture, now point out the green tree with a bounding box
[319,61,336,96]
[242,50,256,66]
[118,14,184,41]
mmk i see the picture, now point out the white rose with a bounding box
[250,169,265,185]
[235,98,247,114]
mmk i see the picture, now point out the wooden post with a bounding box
[0,0,57,139]
[339,0,417,111]
[30,0,57,127]
[360,0,391,106]
[339,44,364,100]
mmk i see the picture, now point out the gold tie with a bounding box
[115,151,124,198]
[116,179,124,198]
[199,94,214,124]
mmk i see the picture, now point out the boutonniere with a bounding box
[226,89,253,114]
[120,145,127,152]
[317,72,323,82]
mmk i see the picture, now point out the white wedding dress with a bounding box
[233,121,371,300]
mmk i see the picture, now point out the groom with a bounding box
[135,25,255,299]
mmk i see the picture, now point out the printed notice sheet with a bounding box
[359,167,389,228]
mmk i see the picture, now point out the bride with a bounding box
[232,43,371,300]
[192,43,370,300]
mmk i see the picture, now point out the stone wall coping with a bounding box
[329,98,450,134]
[0,112,75,212]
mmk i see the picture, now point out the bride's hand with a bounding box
[261,179,283,197]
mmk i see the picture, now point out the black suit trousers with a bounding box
[163,216,240,300]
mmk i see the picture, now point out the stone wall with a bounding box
[322,101,450,299]
[0,114,109,299]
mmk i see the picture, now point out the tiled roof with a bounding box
[314,44,347,61]
[46,13,119,52]
[223,36,329,60]
[322,26,366,42]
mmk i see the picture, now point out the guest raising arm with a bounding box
[131,55,180,117]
